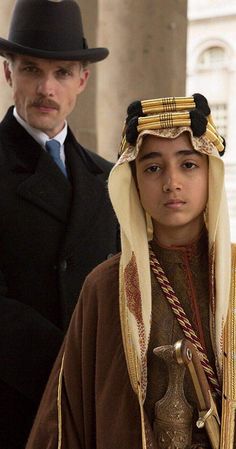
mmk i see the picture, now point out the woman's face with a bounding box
[135,133,208,245]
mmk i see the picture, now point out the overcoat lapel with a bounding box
[17,150,72,224]
[61,139,107,252]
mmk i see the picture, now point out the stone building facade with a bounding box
[187,0,236,240]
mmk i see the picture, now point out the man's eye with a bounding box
[23,66,38,73]
[57,69,72,78]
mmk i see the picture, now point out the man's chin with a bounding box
[27,117,56,134]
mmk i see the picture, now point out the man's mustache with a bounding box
[31,98,59,110]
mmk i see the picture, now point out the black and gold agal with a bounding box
[0,0,109,62]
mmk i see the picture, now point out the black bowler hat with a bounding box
[0,0,109,62]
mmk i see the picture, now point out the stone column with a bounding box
[97,0,188,160]
[68,0,98,150]
[0,1,15,119]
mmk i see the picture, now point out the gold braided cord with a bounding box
[136,112,223,154]
[137,112,191,132]
[138,111,191,125]
[142,103,195,115]
[137,120,191,132]
[205,125,224,153]
[141,96,195,115]
[207,121,224,145]
[141,96,195,108]
[207,113,215,129]
[207,122,222,140]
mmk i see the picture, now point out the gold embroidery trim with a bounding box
[119,260,148,448]
[221,244,236,449]
[57,353,65,449]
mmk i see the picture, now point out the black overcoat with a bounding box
[0,107,119,449]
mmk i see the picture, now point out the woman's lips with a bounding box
[164,199,186,209]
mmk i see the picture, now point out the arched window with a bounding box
[198,46,226,69]
[194,45,228,139]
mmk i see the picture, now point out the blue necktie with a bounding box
[46,140,67,177]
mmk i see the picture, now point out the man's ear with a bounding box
[77,68,90,95]
[3,60,12,87]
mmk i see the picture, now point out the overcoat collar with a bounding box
[0,107,71,223]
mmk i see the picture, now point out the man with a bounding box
[0,1,119,448]
[25,94,236,449]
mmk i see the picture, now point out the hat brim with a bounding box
[0,38,109,62]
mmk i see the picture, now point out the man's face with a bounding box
[135,133,209,246]
[4,55,89,137]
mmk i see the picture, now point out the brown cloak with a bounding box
[26,253,144,449]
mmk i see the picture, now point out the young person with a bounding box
[26,94,235,449]
[0,1,119,448]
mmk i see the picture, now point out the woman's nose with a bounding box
[162,173,181,192]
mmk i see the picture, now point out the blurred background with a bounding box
[1,0,236,239]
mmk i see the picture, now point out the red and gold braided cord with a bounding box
[149,247,221,396]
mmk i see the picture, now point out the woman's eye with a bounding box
[183,161,197,169]
[146,165,160,173]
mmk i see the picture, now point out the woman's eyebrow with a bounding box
[138,149,202,162]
